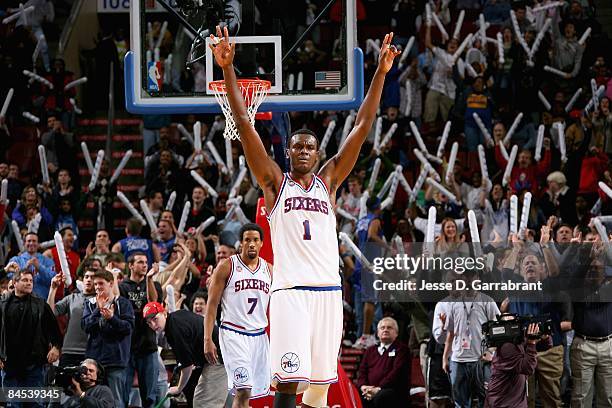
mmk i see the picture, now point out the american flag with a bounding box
[315,71,341,88]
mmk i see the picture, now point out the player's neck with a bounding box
[238,254,259,271]
[288,171,314,189]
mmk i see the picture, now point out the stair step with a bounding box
[341,347,365,356]
[77,151,144,160]
[78,118,142,126]
[339,355,360,363]
[79,168,144,177]
[78,219,129,229]
[80,134,143,142]
[340,363,358,371]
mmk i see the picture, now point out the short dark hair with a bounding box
[93,269,114,283]
[14,269,33,282]
[127,252,147,265]
[191,290,208,307]
[59,226,73,237]
[126,217,143,236]
[239,223,264,241]
[106,252,125,264]
[288,128,319,148]
[24,232,39,241]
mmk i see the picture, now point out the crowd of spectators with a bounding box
[0,0,612,407]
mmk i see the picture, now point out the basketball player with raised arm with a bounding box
[210,26,400,408]
[204,223,272,407]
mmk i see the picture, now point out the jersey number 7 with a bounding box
[247,298,258,314]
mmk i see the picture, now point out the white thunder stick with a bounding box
[532,1,563,12]
[452,33,473,64]
[23,70,53,89]
[206,141,228,174]
[166,191,177,211]
[117,192,147,225]
[465,62,478,78]
[11,220,24,252]
[544,65,568,78]
[80,142,94,175]
[155,21,168,50]
[177,123,194,146]
[190,170,218,199]
[498,140,509,160]
[378,123,398,152]
[510,11,531,54]
[436,121,452,158]
[479,14,487,47]
[373,117,383,152]
[0,179,7,204]
[445,142,458,184]
[518,192,532,236]
[394,235,405,255]
[599,181,612,200]
[468,209,483,257]
[164,54,173,84]
[177,201,191,234]
[432,12,449,41]
[565,88,582,112]
[319,120,336,152]
[359,191,369,219]
[578,27,591,46]
[502,145,518,187]
[397,172,413,196]
[196,216,216,235]
[37,146,50,186]
[404,81,412,117]
[339,232,373,271]
[377,170,397,199]
[28,213,41,234]
[590,79,600,113]
[88,150,104,191]
[337,207,357,223]
[591,198,602,216]
[425,206,437,243]
[109,150,133,185]
[64,77,87,92]
[166,285,177,313]
[510,195,518,234]
[229,166,248,199]
[497,32,504,65]
[22,112,40,123]
[477,144,489,182]
[398,36,415,68]
[2,6,34,24]
[140,199,158,233]
[39,240,55,250]
[426,177,460,204]
[425,2,432,26]
[473,112,493,145]
[535,125,545,161]
[413,149,440,181]
[70,98,82,115]
[225,137,234,174]
[154,48,160,62]
[54,231,73,287]
[427,153,443,165]
[147,22,154,50]
[0,88,14,119]
[367,158,382,193]
[504,112,523,144]
[410,121,428,153]
[340,114,355,147]
[384,165,403,203]
[593,218,610,243]
[453,10,465,39]
[584,86,605,112]
[556,122,567,162]
[193,121,202,151]
[410,168,428,202]
[538,91,551,111]
[366,39,381,60]
[529,18,551,58]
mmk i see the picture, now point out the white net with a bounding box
[209,80,271,140]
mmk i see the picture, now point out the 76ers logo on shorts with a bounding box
[281,352,300,373]
[233,367,249,384]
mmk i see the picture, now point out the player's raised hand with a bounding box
[204,338,218,365]
[377,32,401,74]
[209,25,235,69]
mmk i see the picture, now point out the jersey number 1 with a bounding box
[303,220,311,240]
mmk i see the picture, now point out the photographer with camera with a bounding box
[484,316,540,407]
[63,359,115,408]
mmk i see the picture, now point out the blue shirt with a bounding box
[8,252,56,299]
[155,236,176,264]
[119,236,154,267]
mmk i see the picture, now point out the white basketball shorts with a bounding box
[270,287,343,394]
[219,327,271,399]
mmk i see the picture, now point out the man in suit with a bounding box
[356,317,411,407]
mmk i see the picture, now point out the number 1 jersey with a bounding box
[267,173,341,291]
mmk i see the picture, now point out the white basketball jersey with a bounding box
[267,173,341,291]
[220,255,271,333]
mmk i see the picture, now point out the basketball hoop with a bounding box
[208,79,272,140]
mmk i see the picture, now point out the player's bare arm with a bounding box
[319,33,400,197]
[203,257,231,365]
[210,26,283,211]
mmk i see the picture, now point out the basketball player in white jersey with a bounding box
[204,223,272,407]
[210,26,399,408]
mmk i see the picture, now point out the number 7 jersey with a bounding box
[267,173,341,291]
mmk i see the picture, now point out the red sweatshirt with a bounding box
[578,151,608,194]
[495,145,551,196]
